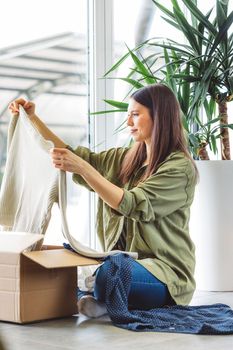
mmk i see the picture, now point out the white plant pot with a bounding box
[190,160,233,291]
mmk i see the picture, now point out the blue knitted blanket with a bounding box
[103,253,233,334]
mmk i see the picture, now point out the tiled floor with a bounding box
[1,290,233,350]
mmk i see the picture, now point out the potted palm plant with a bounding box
[98,0,233,291]
[148,0,233,292]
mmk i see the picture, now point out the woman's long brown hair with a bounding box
[119,83,197,184]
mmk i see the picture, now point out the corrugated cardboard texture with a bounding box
[19,255,77,323]
[23,249,100,268]
[0,253,20,322]
[0,232,100,323]
[0,241,99,323]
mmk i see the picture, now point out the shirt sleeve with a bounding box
[72,146,128,190]
[116,165,193,222]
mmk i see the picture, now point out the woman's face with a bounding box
[127,98,153,144]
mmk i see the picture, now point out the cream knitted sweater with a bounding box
[0,107,137,259]
[0,106,58,235]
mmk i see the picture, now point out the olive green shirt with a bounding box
[72,146,197,305]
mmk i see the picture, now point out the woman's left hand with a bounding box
[50,148,85,175]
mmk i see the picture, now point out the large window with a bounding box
[111,0,183,147]
[0,0,232,248]
[0,0,90,245]
[111,0,233,158]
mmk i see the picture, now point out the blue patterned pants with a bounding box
[94,258,175,309]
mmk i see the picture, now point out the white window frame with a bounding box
[87,0,115,247]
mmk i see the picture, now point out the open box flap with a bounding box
[23,249,100,268]
[0,231,44,253]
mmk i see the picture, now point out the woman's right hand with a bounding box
[8,98,36,118]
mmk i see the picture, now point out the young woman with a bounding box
[9,84,197,318]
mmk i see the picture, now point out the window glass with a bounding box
[112,0,182,147]
[197,0,233,158]
[112,0,233,159]
[0,0,90,245]
[112,0,144,147]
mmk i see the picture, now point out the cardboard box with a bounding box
[0,232,99,323]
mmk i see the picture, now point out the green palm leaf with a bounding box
[172,7,200,54]
[152,0,176,20]
[209,11,233,56]
[90,109,126,116]
[103,100,128,109]
[180,0,216,34]
[126,45,155,84]
[111,77,144,89]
